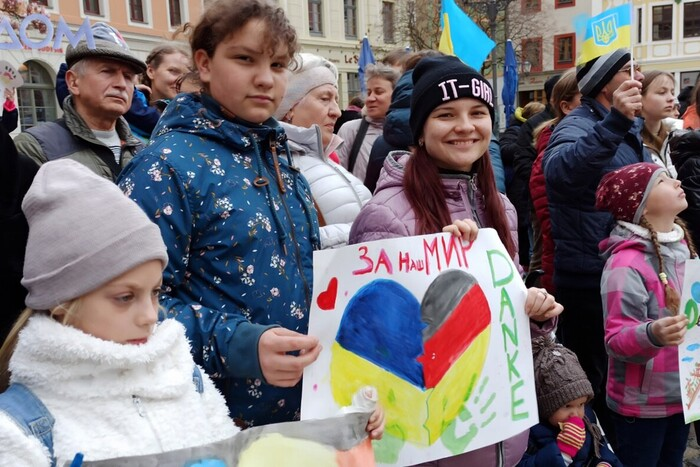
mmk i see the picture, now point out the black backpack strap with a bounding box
[347,118,370,173]
[0,383,56,466]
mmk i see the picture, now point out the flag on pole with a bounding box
[358,36,376,95]
[438,0,495,69]
[502,40,518,125]
[578,4,632,65]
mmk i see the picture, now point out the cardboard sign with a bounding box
[302,229,538,465]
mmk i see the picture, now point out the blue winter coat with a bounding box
[543,97,649,289]
[118,93,320,427]
[518,406,622,466]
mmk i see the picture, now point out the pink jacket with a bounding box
[350,151,552,467]
[349,152,518,257]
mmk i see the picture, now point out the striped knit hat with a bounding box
[576,48,630,98]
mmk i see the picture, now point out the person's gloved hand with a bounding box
[556,416,585,458]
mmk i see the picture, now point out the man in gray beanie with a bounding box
[542,48,651,446]
[13,22,144,180]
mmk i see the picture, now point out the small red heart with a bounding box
[317,277,338,311]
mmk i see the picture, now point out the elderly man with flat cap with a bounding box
[13,22,145,180]
[542,48,651,446]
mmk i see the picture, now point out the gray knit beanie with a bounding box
[532,336,594,421]
[576,48,630,98]
[21,159,168,310]
[274,53,338,121]
[66,22,146,73]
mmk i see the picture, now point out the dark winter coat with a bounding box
[669,130,700,246]
[543,96,649,289]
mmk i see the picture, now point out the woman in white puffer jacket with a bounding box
[276,53,371,249]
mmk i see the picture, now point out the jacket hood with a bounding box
[670,129,700,168]
[154,93,286,151]
[383,70,414,149]
[374,151,410,193]
[10,316,195,399]
[280,122,344,160]
[599,222,685,261]
[599,223,650,261]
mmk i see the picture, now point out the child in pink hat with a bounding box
[596,162,698,466]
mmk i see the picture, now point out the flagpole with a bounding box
[629,1,634,80]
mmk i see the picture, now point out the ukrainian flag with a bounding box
[438,0,495,70]
[578,4,632,65]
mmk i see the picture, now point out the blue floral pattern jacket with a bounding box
[118,93,320,428]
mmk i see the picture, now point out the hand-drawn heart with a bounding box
[330,271,491,446]
[316,277,338,311]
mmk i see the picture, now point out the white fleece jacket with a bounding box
[281,122,371,249]
[0,316,238,466]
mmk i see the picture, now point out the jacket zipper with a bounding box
[496,441,504,467]
[466,175,483,227]
[132,395,165,452]
[271,137,313,308]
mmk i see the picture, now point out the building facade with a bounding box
[280,0,399,106]
[1,0,397,133]
[2,0,202,132]
[516,0,700,111]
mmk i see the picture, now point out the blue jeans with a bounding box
[612,412,689,467]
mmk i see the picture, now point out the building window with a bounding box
[347,73,361,100]
[169,0,183,27]
[17,61,57,132]
[308,0,323,35]
[382,2,395,43]
[522,37,542,72]
[553,33,575,69]
[129,0,145,22]
[555,0,574,8]
[685,2,700,38]
[637,7,643,43]
[345,0,357,39]
[34,0,49,5]
[522,0,541,13]
[83,0,101,15]
[652,5,673,41]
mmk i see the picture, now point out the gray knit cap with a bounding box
[21,159,168,310]
[274,53,338,121]
[532,336,594,421]
[576,48,630,98]
[66,22,146,73]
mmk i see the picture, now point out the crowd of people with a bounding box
[1,0,700,465]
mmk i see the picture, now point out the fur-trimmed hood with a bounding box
[10,316,193,400]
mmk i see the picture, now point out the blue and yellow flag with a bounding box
[438,0,495,69]
[578,4,632,65]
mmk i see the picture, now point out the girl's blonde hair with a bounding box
[0,301,81,391]
[533,68,579,143]
[641,70,675,154]
[142,43,191,90]
[638,217,698,314]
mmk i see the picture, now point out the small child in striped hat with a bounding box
[517,336,621,467]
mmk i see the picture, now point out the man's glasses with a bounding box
[618,64,642,74]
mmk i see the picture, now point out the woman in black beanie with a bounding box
[350,55,563,466]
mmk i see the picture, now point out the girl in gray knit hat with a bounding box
[518,336,621,467]
[0,159,238,465]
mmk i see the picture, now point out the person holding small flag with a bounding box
[543,48,650,446]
